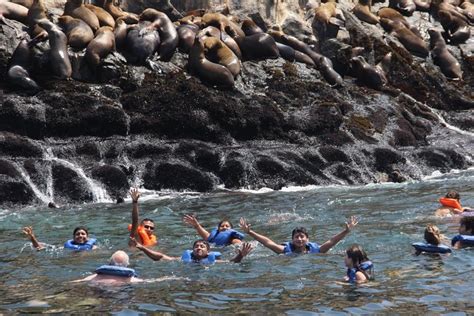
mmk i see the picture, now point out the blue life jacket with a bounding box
[207,228,245,246]
[181,250,222,264]
[282,242,320,255]
[64,238,97,251]
[347,261,373,283]
[412,242,452,254]
[451,235,474,247]
[95,265,137,277]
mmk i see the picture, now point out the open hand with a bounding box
[237,242,253,257]
[345,216,359,231]
[239,217,251,233]
[130,188,140,202]
[22,226,34,237]
[182,214,199,228]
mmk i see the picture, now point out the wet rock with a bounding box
[126,141,172,159]
[319,146,351,164]
[76,142,102,159]
[373,148,406,172]
[0,96,47,139]
[91,165,129,200]
[219,155,253,189]
[52,163,94,203]
[23,159,51,194]
[0,176,36,205]
[0,132,43,158]
[417,148,468,172]
[143,160,217,192]
[0,159,21,178]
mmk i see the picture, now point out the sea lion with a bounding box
[176,23,198,53]
[226,26,279,61]
[84,4,115,28]
[188,36,234,87]
[198,25,241,59]
[437,10,471,44]
[10,0,33,9]
[310,1,344,41]
[64,0,100,32]
[460,1,474,23]
[389,0,416,15]
[183,8,205,17]
[413,0,431,11]
[37,19,72,79]
[0,0,28,24]
[380,18,429,57]
[350,55,387,90]
[241,18,263,36]
[103,0,138,24]
[352,0,379,24]
[202,36,240,77]
[201,12,245,38]
[122,21,160,65]
[378,7,422,38]
[275,42,316,66]
[85,25,115,66]
[26,0,48,40]
[58,15,94,49]
[7,36,40,93]
[139,8,179,61]
[428,28,462,80]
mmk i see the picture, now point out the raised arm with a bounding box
[129,188,140,247]
[319,216,358,253]
[239,217,285,254]
[22,226,44,250]
[230,242,253,263]
[130,237,177,261]
[183,214,210,240]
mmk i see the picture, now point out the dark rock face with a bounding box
[0,5,473,207]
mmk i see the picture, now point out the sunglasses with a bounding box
[144,225,154,230]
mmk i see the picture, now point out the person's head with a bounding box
[459,216,474,235]
[109,250,130,267]
[218,220,233,232]
[73,226,89,244]
[445,190,460,200]
[345,244,369,268]
[291,227,309,248]
[424,224,441,245]
[192,239,210,259]
[141,218,155,237]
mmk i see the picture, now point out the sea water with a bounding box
[1,169,473,314]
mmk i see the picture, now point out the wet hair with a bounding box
[193,239,210,250]
[73,226,89,237]
[445,190,460,200]
[424,224,441,245]
[460,216,474,235]
[141,218,154,224]
[292,227,309,238]
[346,244,370,267]
[218,220,233,229]
[109,250,129,267]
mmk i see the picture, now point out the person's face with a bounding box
[142,220,155,236]
[218,221,231,232]
[292,232,309,249]
[74,229,88,244]
[193,241,209,259]
[344,254,353,268]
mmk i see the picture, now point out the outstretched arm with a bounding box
[239,218,285,254]
[130,237,177,261]
[129,188,140,247]
[183,214,210,240]
[230,242,253,263]
[319,216,358,253]
[22,226,44,250]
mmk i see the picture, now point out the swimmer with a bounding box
[72,250,142,284]
[452,216,474,249]
[23,225,97,251]
[130,238,253,264]
[239,216,358,255]
[435,190,471,217]
[128,188,157,247]
[182,214,244,246]
[344,244,373,284]
[412,224,451,255]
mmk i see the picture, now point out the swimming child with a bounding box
[344,244,373,284]
[23,226,97,251]
[435,190,470,217]
[182,214,244,246]
[130,237,253,264]
[412,224,451,255]
[239,216,358,255]
[452,216,474,249]
[128,188,157,247]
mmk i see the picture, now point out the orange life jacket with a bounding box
[128,224,157,246]
[439,197,462,210]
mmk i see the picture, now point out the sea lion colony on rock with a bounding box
[2,0,471,91]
